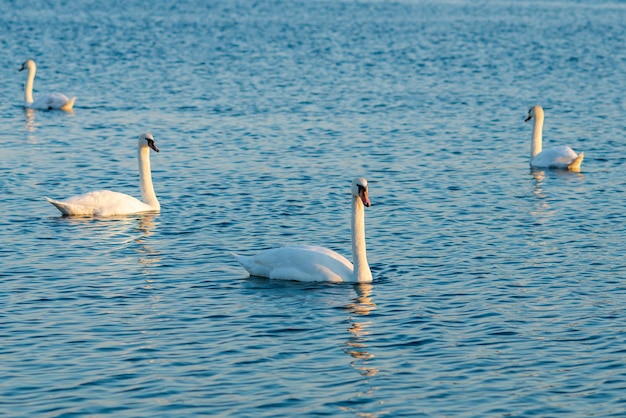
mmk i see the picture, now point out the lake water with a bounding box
[2,0,626,416]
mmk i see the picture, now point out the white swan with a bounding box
[233,178,373,283]
[525,105,584,171]
[46,132,161,216]
[19,59,76,111]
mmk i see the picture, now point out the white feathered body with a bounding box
[29,92,76,111]
[46,191,157,217]
[531,145,583,170]
[233,244,355,283]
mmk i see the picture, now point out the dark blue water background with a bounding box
[1,0,626,416]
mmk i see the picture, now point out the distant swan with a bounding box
[525,105,584,171]
[19,59,76,111]
[233,178,373,283]
[47,132,160,216]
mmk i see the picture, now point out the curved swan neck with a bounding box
[24,64,35,104]
[531,109,544,158]
[351,195,372,282]
[138,145,159,209]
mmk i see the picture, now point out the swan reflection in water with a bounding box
[24,108,37,143]
[53,212,161,272]
[24,107,75,143]
[530,168,553,222]
[341,283,386,417]
[134,213,161,270]
[345,283,378,377]
[530,167,585,224]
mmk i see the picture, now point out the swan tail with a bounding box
[60,97,76,111]
[231,252,249,267]
[568,152,584,171]
[46,197,93,216]
[231,252,262,277]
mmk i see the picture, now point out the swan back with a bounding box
[46,191,154,217]
[31,93,76,111]
[233,245,354,282]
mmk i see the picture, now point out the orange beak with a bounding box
[360,189,371,207]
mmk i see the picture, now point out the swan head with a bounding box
[352,177,371,207]
[525,105,544,122]
[139,132,159,152]
[19,59,36,72]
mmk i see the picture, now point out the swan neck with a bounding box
[24,65,35,104]
[351,195,372,283]
[531,112,544,158]
[138,146,159,210]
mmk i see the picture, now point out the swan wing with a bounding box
[567,152,584,171]
[46,197,96,216]
[47,190,155,216]
[31,93,74,110]
[233,245,354,282]
[531,145,582,169]
[60,96,76,111]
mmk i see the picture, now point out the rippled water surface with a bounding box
[2,0,626,416]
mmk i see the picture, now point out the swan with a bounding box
[233,178,373,283]
[19,59,76,111]
[46,132,161,216]
[525,105,584,171]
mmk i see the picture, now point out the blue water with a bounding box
[2,0,626,416]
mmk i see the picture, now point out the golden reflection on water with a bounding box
[342,283,387,417]
[530,168,585,224]
[345,283,378,377]
[530,169,553,222]
[24,108,38,143]
[135,213,161,269]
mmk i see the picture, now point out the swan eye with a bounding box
[145,138,160,152]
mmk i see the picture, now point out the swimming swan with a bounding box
[525,105,584,171]
[233,178,373,283]
[19,59,76,111]
[46,132,160,216]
